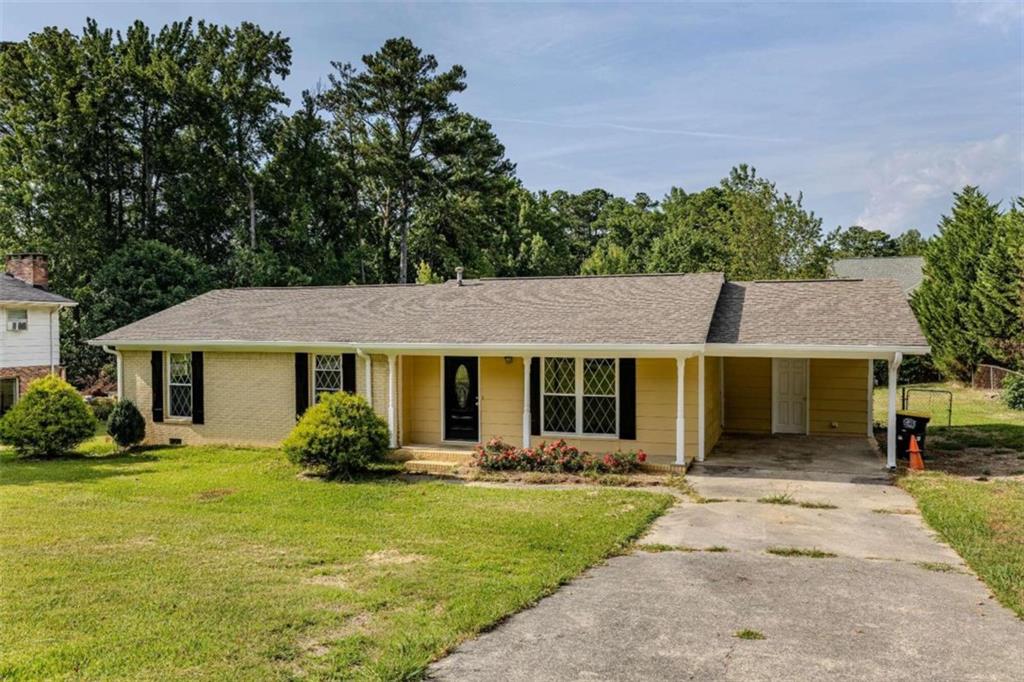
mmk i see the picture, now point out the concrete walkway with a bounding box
[430,467,1024,681]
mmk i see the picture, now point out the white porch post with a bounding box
[522,357,532,448]
[886,352,902,469]
[697,354,706,462]
[719,357,725,428]
[387,353,398,449]
[675,356,687,465]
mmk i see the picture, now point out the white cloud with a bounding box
[855,134,1022,231]
[955,1,1024,29]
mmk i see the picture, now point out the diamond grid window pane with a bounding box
[583,359,615,396]
[169,354,191,384]
[314,354,343,401]
[315,354,341,372]
[544,357,575,394]
[170,384,192,418]
[583,396,616,435]
[543,394,576,433]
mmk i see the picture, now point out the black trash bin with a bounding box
[895,412,930,459]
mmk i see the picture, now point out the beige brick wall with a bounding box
[122,350,296,447]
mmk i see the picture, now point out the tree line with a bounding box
[0,20,1014,386]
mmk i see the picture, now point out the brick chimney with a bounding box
[5,253,49,290]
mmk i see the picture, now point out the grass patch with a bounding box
[798,501,838,509]
[734,629,766,640]
[636,543,678,553]
[872,507,918,515]
[758,493,795,505]
[900,472,1024,619]
[0,444,671,679]
[914,561,961,573]
[766,547,837,559]
[703,545,729,552]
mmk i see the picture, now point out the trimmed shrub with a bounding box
[89,396,116,423]
[0,374,97,457]
[107,399,146,449]
[1003,374,1024,411]
[283,392,390,476]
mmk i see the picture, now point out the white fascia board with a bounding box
[704,342,931,359]
[86,339,705,357]
[0,300,76,308]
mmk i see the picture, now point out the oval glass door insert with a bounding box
[454,364,470,408]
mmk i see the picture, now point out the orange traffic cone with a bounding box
[908,435,925,471]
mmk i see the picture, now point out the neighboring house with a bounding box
[90,272,928,469]
[831,256,924,298]
[0,254,76,415]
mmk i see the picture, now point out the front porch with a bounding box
[370,351,907,473]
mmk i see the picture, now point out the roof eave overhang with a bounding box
[88,338,931,359]
[0,299,76,308]
[703,342,930,359]
[86,339,706,358]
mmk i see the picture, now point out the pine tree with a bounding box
[973,199,1024,369]
[913,187,1001,380]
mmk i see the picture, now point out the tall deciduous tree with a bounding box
[914,187,1001,380]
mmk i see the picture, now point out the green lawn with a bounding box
[873,382,1024,475]
[0,444,671,680]
[901,473,1024,619]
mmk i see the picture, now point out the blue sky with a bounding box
[1,1,1021,235]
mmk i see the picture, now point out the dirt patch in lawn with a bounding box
[195,488,236,502]
[365,549,427,566]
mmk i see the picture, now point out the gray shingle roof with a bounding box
[707,279,927,347]
[93,272,726,347]
[832,256,924,296]
[0,274,75,304]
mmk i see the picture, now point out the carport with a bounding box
[692,433,887,482]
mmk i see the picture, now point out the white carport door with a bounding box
[772,358,808,434]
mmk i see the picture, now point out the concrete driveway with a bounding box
[430,463,1024,681]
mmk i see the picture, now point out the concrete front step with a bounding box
[390,447,475,464]
[403,460,462,475]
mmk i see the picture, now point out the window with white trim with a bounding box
[168,353,192,418]
[542,357,618,436]
[6,309,27,332]
[313,354,343,402]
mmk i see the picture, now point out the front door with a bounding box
[773,358,808,434]
[444,357,479,442]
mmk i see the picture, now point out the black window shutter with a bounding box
[151,351,164,423]
[342,353,356,394]
[191,351,205,424]
[530,358,541,436]
[295,353,309,417]
[619,358,636,440]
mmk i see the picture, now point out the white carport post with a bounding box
[522,356,532,448]
[675,356,687,465]
[886,352,903,469]
[697,354,706,462]
[387,353,398,449]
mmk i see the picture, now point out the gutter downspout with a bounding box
[102,345,123,399]
[355,348,372,408]
[48,308,55,374]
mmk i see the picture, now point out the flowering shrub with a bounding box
[473,438,647,474]
[596,449,648,474]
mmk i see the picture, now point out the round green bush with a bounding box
[89,396,116,422]
[0,374,98,457]
[282,392,390,476]
[107,399,146,449]
[1003,374,1024,411]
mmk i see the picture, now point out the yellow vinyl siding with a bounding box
[723,357,772,433]
[704,355,723,456]
[400,355,441,444]
[480,357,524,446]
[809,358,869,436]
[121,350,296,447]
